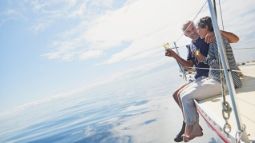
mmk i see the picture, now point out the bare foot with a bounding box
[183,123,203,142]
[183,124,193,142]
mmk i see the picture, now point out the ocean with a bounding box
[0,64,232,143]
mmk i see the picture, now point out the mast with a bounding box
[207,0,249,142]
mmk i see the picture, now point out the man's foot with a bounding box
[174,121,185,142]
[183,123,203,142]
[183,132,203,142]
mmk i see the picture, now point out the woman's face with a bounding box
[197,26,208,39]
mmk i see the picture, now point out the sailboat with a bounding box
[195,62,255,143]
[194,1,255,143]
[166,0,255,142]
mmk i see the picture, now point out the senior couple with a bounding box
[165,16,242,142]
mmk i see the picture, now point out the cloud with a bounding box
[32,20,53,33]
[42,0,204,62]
[30,0,122,61]
[3,0,255,63]
[0,9,25,27]
[68,2,87,18]
[27,0,81,32]
[86,0,206,64]
[103,37,164,64]
[41,34,88,61]
[79,50,103,60]
[14,0,115,33]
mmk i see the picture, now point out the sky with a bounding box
[1,0,255,113]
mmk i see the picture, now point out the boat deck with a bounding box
[196,62,255,142]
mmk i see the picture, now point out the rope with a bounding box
[217,50,232,134]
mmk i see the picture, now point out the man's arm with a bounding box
[165,49,193,69]
[221,30,239,43]
[204,31,239,43]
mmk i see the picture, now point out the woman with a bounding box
[180,16,242,142]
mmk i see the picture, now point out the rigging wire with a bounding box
[234,47,255,50]
[183,66,242,73]
[175,0,208,44]
[219,0,225,30]
[167,43,255,51]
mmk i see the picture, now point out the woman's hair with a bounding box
[197,16,214,32]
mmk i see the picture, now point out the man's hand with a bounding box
[165,49,176,57]
[205,32,215,43]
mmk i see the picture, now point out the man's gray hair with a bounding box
[182,21,194,31]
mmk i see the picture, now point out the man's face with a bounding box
[184,23,199,40]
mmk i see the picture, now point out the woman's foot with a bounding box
[174,121,185,142]
[183,123,203,142]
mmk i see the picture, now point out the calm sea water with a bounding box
[0,65,232,143]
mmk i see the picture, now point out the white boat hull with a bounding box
[195,62,255,143]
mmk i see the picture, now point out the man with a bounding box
[165,20,239,142]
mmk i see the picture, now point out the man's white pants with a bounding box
[180,78,222,125]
